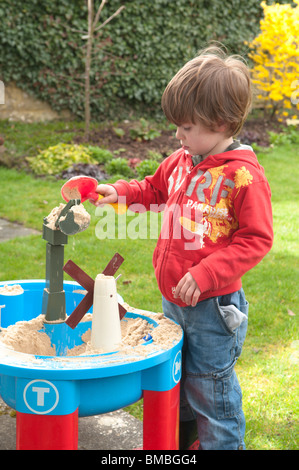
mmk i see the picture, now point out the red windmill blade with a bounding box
[64,253,126,329]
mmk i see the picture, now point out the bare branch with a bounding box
[84,1,124,138]
[94,5,125,32]
[65,25,87,35]
[92,0,107,31]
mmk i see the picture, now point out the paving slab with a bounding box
[0,218,40,242]
[78,409,143,450]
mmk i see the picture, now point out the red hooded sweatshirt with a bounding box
[112,146,273,307]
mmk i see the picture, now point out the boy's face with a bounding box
[176,122,232,158]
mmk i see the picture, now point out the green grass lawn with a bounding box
[0,121,298,449]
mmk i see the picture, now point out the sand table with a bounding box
[0,304,182,358]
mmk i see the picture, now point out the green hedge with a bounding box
[0,0,288,119]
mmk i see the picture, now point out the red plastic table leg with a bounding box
[143,383,180,450]
[16,409,78,450]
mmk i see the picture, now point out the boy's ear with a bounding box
[216,121,229,133]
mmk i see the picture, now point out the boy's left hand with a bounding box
[174,272,201,307]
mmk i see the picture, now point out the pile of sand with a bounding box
[67,314,154,356]
[0,284,24,295]
[0,315,55,356]
[45,202,90,232]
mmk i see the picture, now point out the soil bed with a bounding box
[73,117,281,160]
[73,121,179,160]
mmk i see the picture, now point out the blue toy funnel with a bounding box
[42,321,91,356]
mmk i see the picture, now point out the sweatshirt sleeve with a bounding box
[111,155,177,211]
[189,180,274,294]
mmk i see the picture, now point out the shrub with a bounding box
[27,143,97,176]
[136,159,160,180]
[87,146,113,164]
[104,157,134,178]
[268,123,299,147]
[129,118,161,142]
[248,0,299,122]
[0,0,267,119]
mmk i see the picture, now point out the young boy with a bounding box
[94,46,273,450]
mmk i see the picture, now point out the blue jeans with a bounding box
[162,289,249,450]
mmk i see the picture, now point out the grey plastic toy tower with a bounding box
[41,199,81,322]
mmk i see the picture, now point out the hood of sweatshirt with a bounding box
[184,144,265,174]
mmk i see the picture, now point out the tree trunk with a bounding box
[84,0,93,139]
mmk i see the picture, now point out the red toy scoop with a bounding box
[61,175,128,214]
[61,176,99,203]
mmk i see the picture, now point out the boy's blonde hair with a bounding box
[161,45,252,136]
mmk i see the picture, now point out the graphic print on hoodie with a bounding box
[112,145,274,306]
[171,160,254,248]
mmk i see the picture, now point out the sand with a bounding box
[45,203,64,230]
[63,186,81,200]
[45,202,90,232]
[0,284,24,295]
[0,315,56,356]
[0,305,182,358]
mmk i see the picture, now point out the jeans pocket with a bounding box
[218,304,248,332]
[213,363,242,419]
[216,290,249,334]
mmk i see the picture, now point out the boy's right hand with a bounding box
[92,184,118,206]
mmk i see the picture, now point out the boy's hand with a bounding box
[174,272,201,307]
[92,184,118,206]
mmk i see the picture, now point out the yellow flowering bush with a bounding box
[247,0,299,122]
